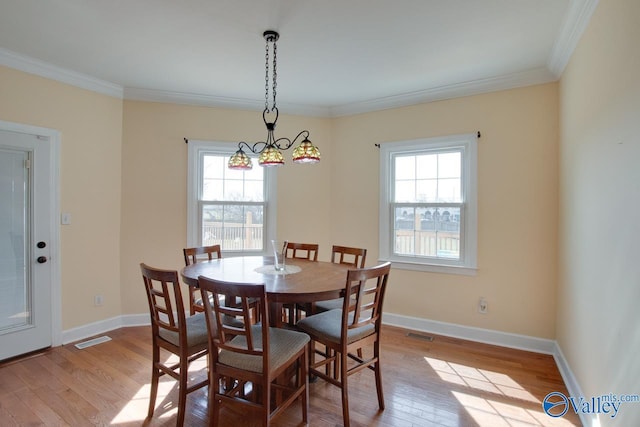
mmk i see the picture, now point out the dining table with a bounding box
[180,255,351,327]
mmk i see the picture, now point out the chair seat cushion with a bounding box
[219,326,310,373]
[296,309,375,345]
[314,298,343,312]
[159,312,209,347]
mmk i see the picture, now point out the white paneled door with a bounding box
[0,126,56,361]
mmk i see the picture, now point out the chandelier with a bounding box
[228,30,321,170]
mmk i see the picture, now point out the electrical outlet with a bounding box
[94,295,104,306]
[478,297,488,314]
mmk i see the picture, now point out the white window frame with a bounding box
[187,140,276,255]
[379,133,478,275]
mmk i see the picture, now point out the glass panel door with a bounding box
[0,148,30,333]
[0,126,53,361]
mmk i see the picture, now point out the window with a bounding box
[187,140,276,254]
[379,133,477,274]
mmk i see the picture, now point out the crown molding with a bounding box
[123,87,331,118]
[125,67,558,118]
[0,47,123,99]
[329,67,557,117]
[547,0,599,77]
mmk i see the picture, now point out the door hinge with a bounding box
[25,159,31,169]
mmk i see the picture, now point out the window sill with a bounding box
[379,258,477,276]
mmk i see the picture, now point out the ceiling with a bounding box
[0,0,596,117]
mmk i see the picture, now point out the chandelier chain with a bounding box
[272,40,277,110]
[264,39,270,111]
[263,35,278,112]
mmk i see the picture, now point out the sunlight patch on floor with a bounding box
[111,381,179,424]
[453,391,577,427]
[424,356,539,403]
[110,353,208,425]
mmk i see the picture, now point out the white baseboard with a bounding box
[65,311,560,356]
[61,314,149,345]
[63,311,556,354]
[553,343,584,397]
[383,312,556,354]
[553,342,589,426]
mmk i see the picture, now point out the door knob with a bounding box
[37,256,47,264]
[37,241,47,248]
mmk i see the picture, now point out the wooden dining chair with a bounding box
[312,245,369,365]
[183,245,222,315]
[184,245,260,326]
[199,276,310,426]
[140,263,209,426]
[313,245,368,313]
[331,245,367,268]
[296,262,391,427]
[285,242,319,261]
[282,242,320,324]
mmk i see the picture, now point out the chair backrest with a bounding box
[285,242,319,261]
[341,262,391,336]
[331,245,367,268]
[183,244,222,266]
[140,263,188,346]
[199,276,270,369]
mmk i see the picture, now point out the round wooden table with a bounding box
[180,256,350,326]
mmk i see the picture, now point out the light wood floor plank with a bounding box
[0,325,581,426]
[2,391,43,425]
[14,387,69,426]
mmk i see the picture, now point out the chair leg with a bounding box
[375,361,385,410]
[189,287,196,316]
[340,350,350,427]
[177,354,188,426]
[262,377,271,427]
[208,371,215,425]
[301,346,309,423]
[326,345,332,377]
[148,347,160,418]
[374,341,385,410]
[211,372,221,426]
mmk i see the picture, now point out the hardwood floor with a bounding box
[0,325,581,426]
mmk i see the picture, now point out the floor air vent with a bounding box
[407,332,434,342]
[74,335,112,349]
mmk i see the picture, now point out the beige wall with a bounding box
[332,84,559,338]
[120,100,333,314]
[558,0,640,425]
[0,65,123,330]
